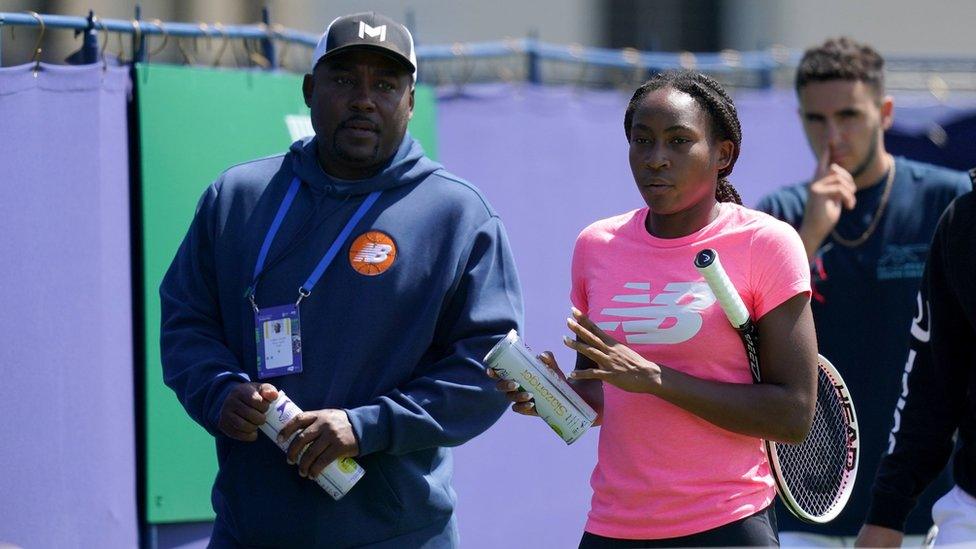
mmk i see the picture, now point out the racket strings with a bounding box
[774,368,851,516]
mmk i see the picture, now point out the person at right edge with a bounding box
[855,180,976,547]
[756,38,972,545]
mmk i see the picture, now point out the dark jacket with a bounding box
[160,134,523,547]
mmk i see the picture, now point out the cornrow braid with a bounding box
[624,70,744,205]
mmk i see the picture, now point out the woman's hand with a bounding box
[487,352,565,415]
[565,307,661,394]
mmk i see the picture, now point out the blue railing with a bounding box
[2,10,974,87]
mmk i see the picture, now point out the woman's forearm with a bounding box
[569,377,604,426]
[651,364,813,443]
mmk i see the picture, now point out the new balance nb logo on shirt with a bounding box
[596,282,716,344]
[348,231,397,276]
[354,243,393,264]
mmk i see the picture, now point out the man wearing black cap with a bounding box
[160,12,523,547]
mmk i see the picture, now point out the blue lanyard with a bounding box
[248,176,382,310]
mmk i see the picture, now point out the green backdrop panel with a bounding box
[137,63,437,523]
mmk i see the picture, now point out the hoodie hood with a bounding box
[289,132,442,197]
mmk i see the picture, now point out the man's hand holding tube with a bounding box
[217,382,279,441]
[218,382,359,482]
[488,351,564,416]
[277,409,360,480]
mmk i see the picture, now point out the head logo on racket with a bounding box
[349,231,397,276]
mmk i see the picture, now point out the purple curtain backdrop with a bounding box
[0,66,969,548]
[441,85,635,549]
[0,63,137,549]
[440,83,975,549]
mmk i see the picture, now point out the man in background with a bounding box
[756,37,971,545]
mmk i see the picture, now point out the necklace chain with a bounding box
[830,156,896,248]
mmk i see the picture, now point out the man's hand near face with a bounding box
[799,141,857,261]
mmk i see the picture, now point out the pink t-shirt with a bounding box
[571,202,811,540]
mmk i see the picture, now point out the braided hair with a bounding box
[624,70,743,205]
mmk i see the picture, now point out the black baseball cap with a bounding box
[311,12,417,79]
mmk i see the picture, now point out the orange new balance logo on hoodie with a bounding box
[349,231,397,275]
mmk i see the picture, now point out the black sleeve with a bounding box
[865,200,972,530]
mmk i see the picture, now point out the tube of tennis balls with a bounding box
[260,391,365,500]
[484,329,597,444]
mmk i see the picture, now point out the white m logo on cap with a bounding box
[358,21,387,41]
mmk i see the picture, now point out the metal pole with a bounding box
[405,8,417,43]
[261,6,276,70]
[526,29,539,84]
[405,8,418,82]
[80,10,98,64]
[133,5,145,63]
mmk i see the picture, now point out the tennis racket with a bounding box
[694,248,859,524]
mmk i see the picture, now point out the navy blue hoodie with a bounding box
[160,134,522,547]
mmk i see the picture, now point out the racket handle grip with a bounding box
[695,249,750,328]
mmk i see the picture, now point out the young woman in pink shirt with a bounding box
[493,70,818,547]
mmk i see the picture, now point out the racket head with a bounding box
[767,354,859,523]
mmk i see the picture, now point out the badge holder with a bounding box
[251,290,308,380]
[246,177,381,380]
